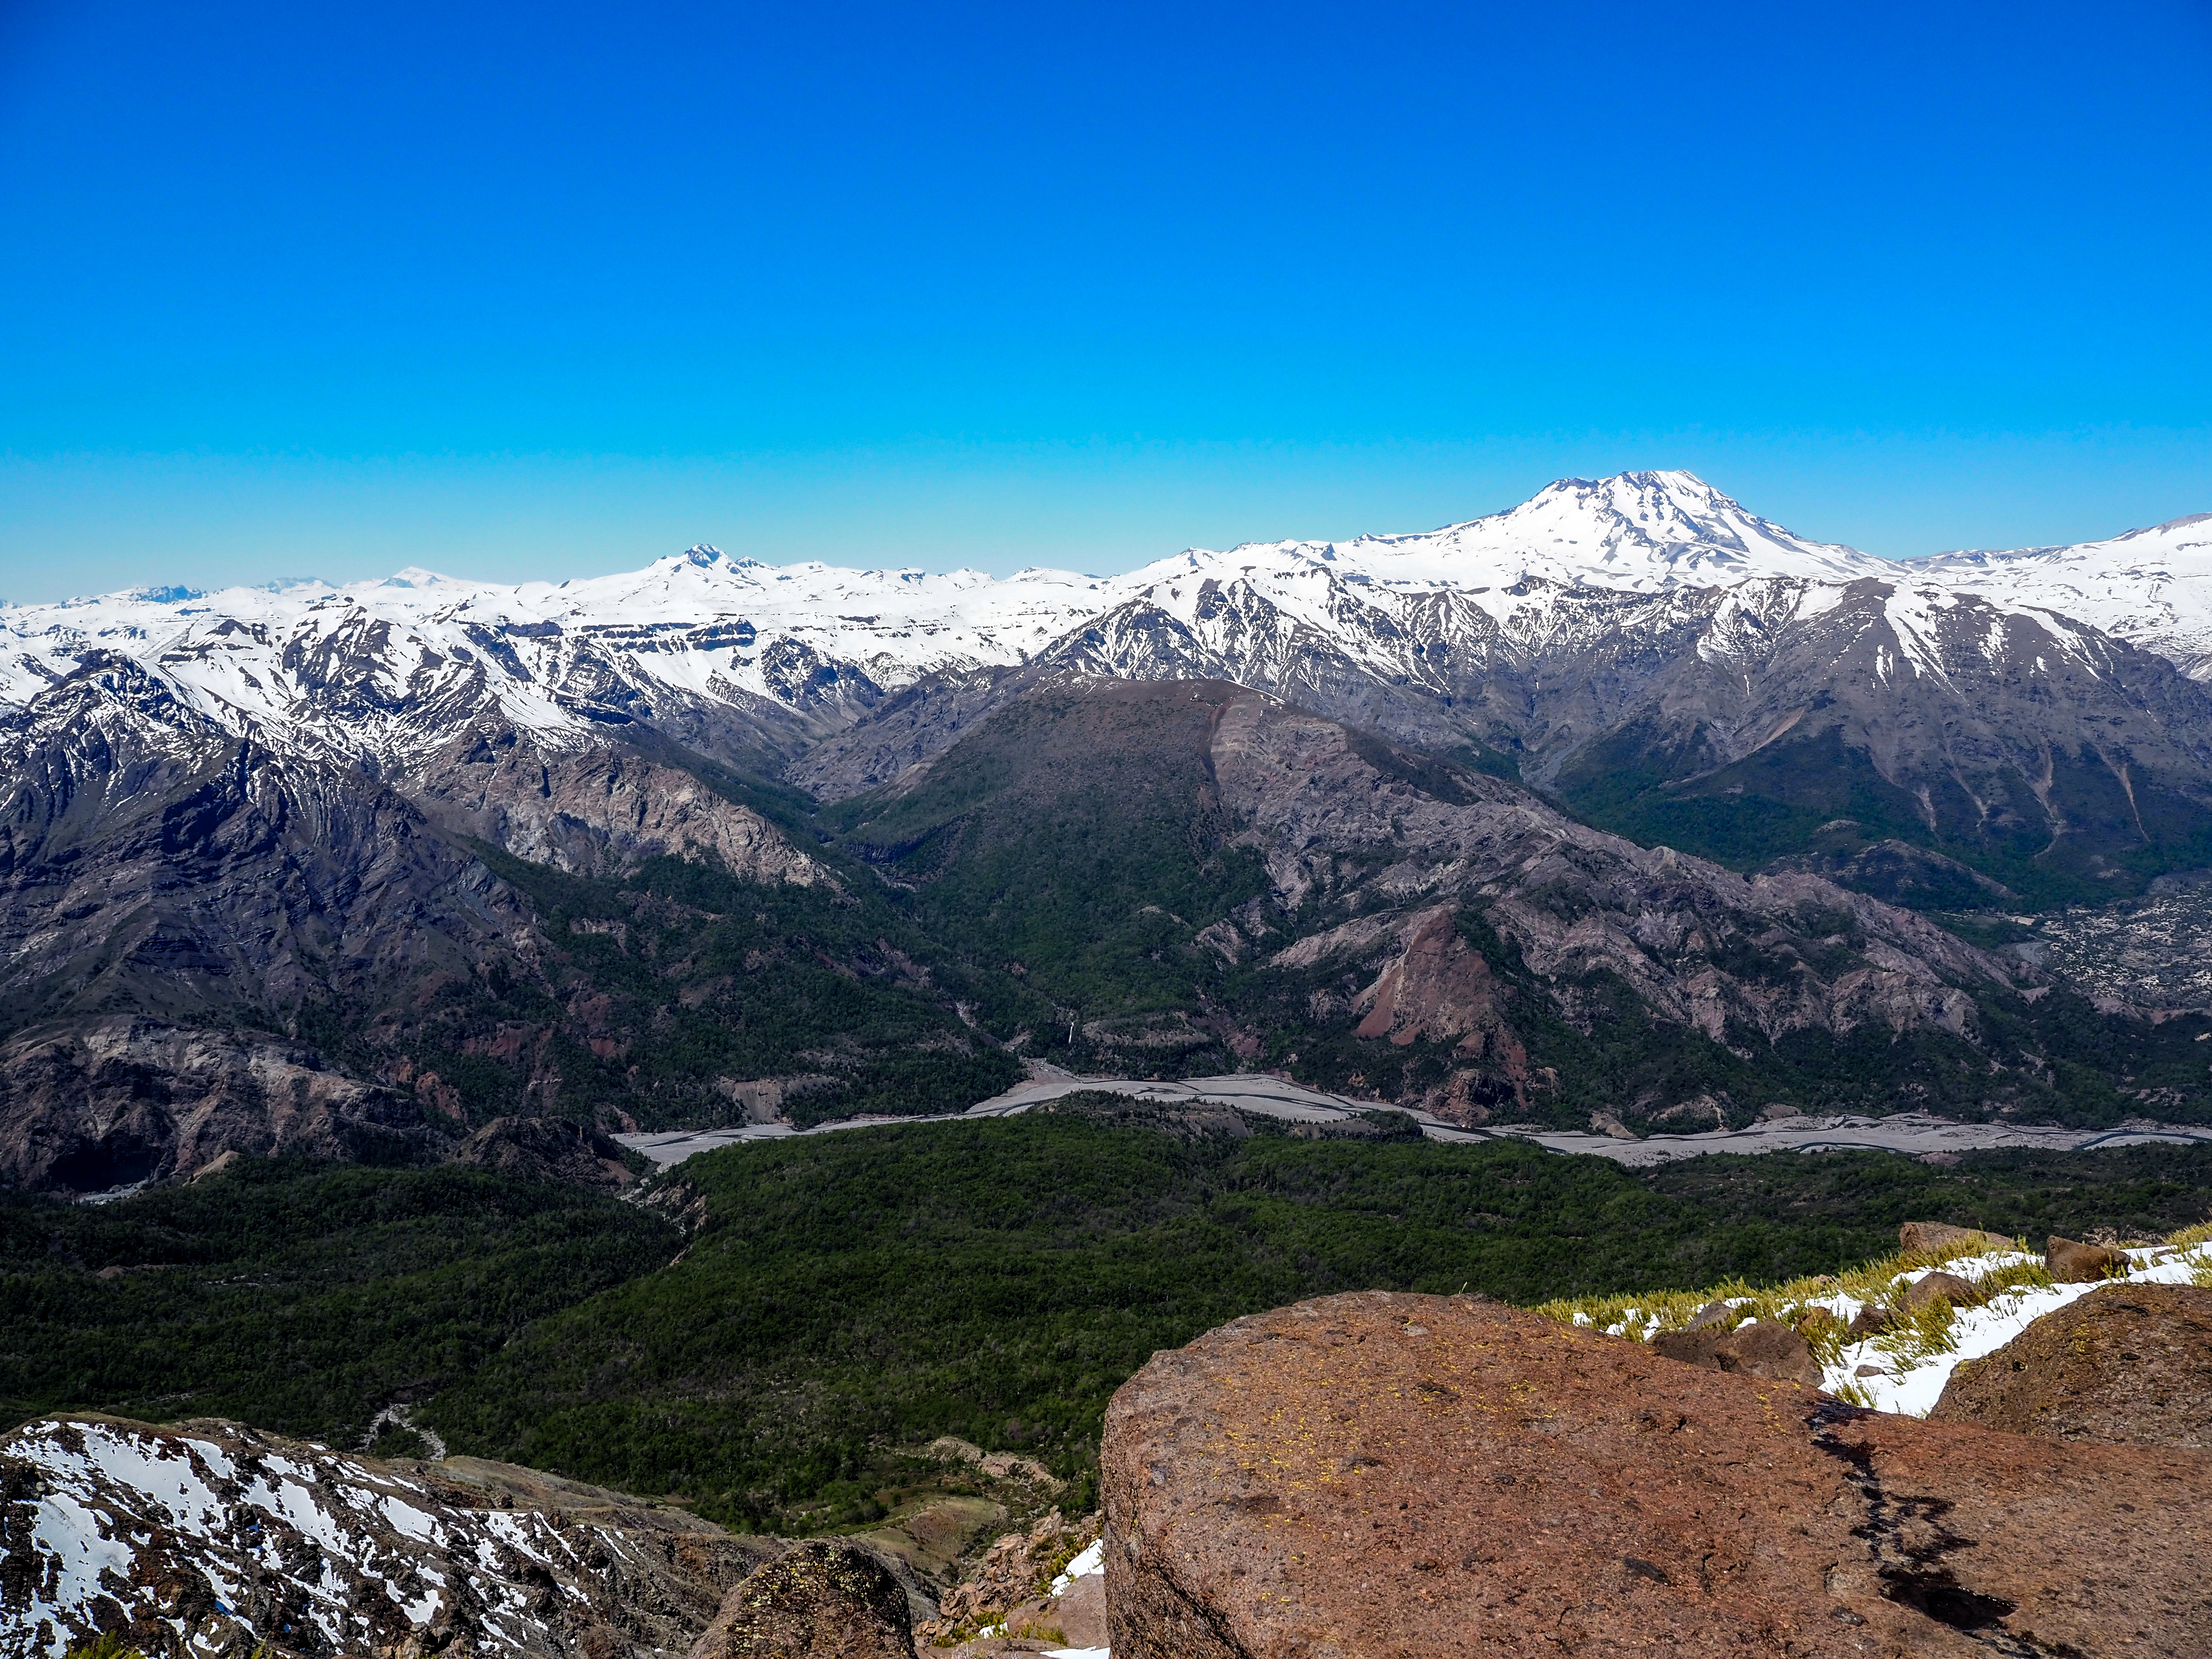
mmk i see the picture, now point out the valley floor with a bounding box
[618,1068,2212,1169]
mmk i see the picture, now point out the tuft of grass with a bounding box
[1872,1295,1960,1367]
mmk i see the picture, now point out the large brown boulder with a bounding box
[2047,1234,2132,1283]
[687,1541,917,1659]
[1931,1283,2212,1449]
[1103,1290,2212,1657]
[1649,1317,1822,1386]
[1900,1220,2014,1255]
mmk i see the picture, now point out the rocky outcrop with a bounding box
[914,1508,1100,1648]
[1899,1220,2015,1255]
[454,1115,640,1191]
[0,1415,774,1658]
[0,1017,442,1192]
[1103,1290,2212,1658]
[1903,1269,1985,1309]
[1648,1317,1822,1385]
[410,725,831,885]
[686,1541,915,1659]
[1930,1283,2212,1448]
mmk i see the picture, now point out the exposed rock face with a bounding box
[0,1415,774,1658]
[1930,1283,2212,1448]
[454,1115,640,1192]
[2048,1234,2133,1282]
[411,725,830,885]
[1102,1290,2212,1658]
[1202,687,2019,1121]
[686,1541,915,1659]
[0,1017,442,1192]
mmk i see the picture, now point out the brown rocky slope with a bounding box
[1102,1289,2212,1657]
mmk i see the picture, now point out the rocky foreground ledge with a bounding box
[1101,1290,2212,1658]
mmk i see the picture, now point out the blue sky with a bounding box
[1,0,2207,600]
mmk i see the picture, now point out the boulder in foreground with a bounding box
[1931,1281,2212,1449]
[1104,1290,2212,1657]
[1647,1316,1822,1385]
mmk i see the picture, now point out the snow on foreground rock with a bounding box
[0,1416,763,1659]
[1579,1236,2212,1419]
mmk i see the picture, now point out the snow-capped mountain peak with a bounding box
[1133,470,1890,600]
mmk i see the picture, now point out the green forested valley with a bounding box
[7,1113,2210,1533]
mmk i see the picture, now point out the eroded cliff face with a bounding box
[1213,690,2005,1039]
[0,1018,438,1190]
[407,723,833,886]
[1102,1292,2212,1658]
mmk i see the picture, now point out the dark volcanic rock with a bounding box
[1103,1290,2212,1658]
[1930,1283,2212,1448]
[687,1541,917,1659]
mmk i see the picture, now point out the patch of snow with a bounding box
[1048,1538,1104,1597]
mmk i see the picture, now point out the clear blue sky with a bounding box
[2,0,2207,600]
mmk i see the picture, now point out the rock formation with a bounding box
[1647,1317,1822,1385]
[454,1114,642,1191]
[1102,1289,2212,1657]
[1930,1282,2212,1449]
[914,1507,1103,1651]
[685,1541,916,1659]
[2047,1234,2134,1282]
[1898,1220,2015,1255]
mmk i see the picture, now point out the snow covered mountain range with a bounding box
[8,471,2212,1192]
[5,470,2209,775]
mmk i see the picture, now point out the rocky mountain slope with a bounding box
[830,679,2212,1130]
[4,473,2211,1187]
[0,1414,776,1658]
